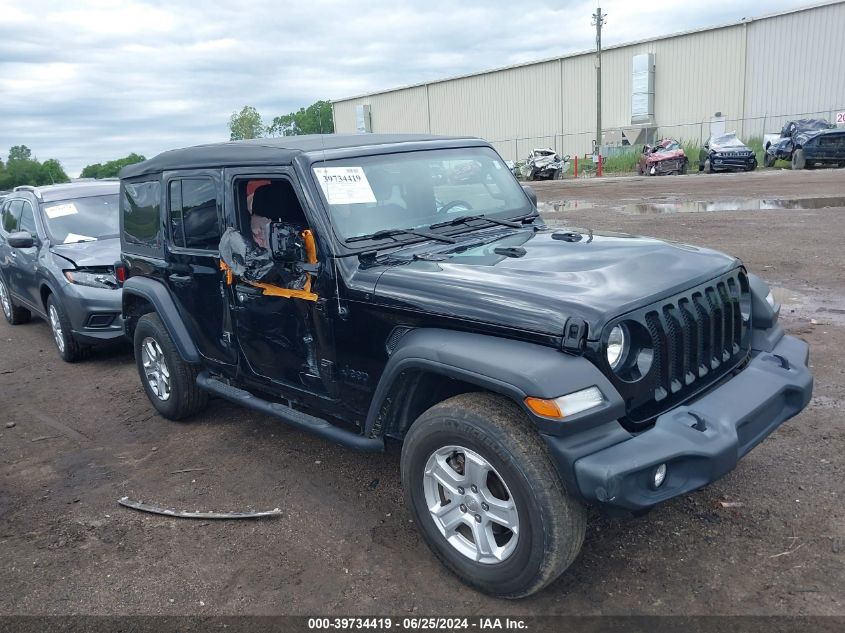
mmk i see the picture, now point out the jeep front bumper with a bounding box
[556,334,812,513]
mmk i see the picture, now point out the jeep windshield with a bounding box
[311,147,533,243]
[40,194,120,244]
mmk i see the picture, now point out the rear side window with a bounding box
[122,180,162,251]
[168,178,220,250]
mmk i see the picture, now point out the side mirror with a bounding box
[521,185,537,207]
[7,231,34,249]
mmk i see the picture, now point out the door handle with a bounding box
[169,274,191,282]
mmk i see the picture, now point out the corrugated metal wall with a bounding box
[333,2,844,160]
[744,2,845,138]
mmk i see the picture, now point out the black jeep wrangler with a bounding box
[119,134,812,598]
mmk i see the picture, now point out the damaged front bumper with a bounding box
[546,333,812,515]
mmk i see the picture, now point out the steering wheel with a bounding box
[438,199,473,214]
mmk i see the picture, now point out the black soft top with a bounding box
[120,133,484,179]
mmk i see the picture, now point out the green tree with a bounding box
[267,100,334,136]
[80,153,146,179]
[0,147,70,188]
[8,145,32,161]
[40,159,70,184]
[228,106,264,140]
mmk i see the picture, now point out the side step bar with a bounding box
[196,372,384,453]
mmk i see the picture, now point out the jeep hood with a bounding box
[372,229,739,338]
[50,237,120,268]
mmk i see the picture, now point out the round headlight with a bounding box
[606,325,627,369]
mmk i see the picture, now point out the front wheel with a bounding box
[401,392,586,598]
[133,312,208,420]
[47,295,88,362]
[791,149,806,170]
[705,158,714,173]
[764,153,776,168]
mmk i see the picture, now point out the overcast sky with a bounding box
[0,0,813,176]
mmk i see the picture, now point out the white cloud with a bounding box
[0,0,811,176]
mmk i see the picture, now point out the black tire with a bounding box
[46,295,88,363]
[133,312,208,420]
[705,158,714,173]
[791,149,806,170]
[401,392,586,598]
[698,161,704,172]
[680,159,688,175]
[763,153,776,168]
[0,275,31,325]
[637,163,644,176]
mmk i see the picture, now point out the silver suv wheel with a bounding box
[423,445,519,564]
[140,336,171,401]
[48,304,65,353]
[0,279,11,320]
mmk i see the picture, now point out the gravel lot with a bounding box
[1,168,843,616]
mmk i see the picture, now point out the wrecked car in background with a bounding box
[763,118,829,167]
[519,148,569,180]
[764,119,845,169]
[637,138,688,176]
[0,181,124,362]
[119,133,812,599]
[699,132,757,173]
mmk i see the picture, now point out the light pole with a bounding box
[592,6,607,157]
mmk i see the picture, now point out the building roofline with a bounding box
[333,0,842,103]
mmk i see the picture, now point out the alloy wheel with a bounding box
[423,445,519,564]
[48,304,65,353]
[140,337,171,401]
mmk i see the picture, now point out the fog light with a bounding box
[652,463,667,489]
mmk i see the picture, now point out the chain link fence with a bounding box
[488,107,845,172]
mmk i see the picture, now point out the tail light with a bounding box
[114,261,127,285]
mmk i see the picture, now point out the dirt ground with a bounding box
[1,168,843,616]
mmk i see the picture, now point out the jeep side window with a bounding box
[168,178,220,250]
[122,180,162,252]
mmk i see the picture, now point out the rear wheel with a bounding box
[0,276,31,325]
[401,392,586,598]
[791,149,806,170]
[133,312,207,420]
[47,295,88,362]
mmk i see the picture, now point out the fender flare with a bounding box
[364,328,624,438]
[122,276,201,363]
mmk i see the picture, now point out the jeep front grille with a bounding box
[601,268,751,428]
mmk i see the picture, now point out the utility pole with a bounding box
[592,6,607,157]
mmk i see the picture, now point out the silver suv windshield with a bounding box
[41,194,120,243]
[311,147,532,242]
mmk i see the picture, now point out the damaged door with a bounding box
[224,171,333,396]
[164,170,236,366]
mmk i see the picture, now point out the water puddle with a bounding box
[539,196,845,215]
[620,197,845,214]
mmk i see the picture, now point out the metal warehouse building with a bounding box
[332,1,845,161]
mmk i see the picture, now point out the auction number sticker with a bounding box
[836,111,845,125]
[314,166,377,205]
[44,202,78,219]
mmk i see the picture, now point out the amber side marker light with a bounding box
[525,387,606,419]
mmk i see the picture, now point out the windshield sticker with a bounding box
[313,167,377,204]
[64,233,96,243]
[44,203,78,219]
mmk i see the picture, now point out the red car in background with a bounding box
[637,138,689,176]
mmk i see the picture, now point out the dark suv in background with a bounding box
[0,181,124,361]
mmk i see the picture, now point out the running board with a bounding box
[196,372,384,452]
